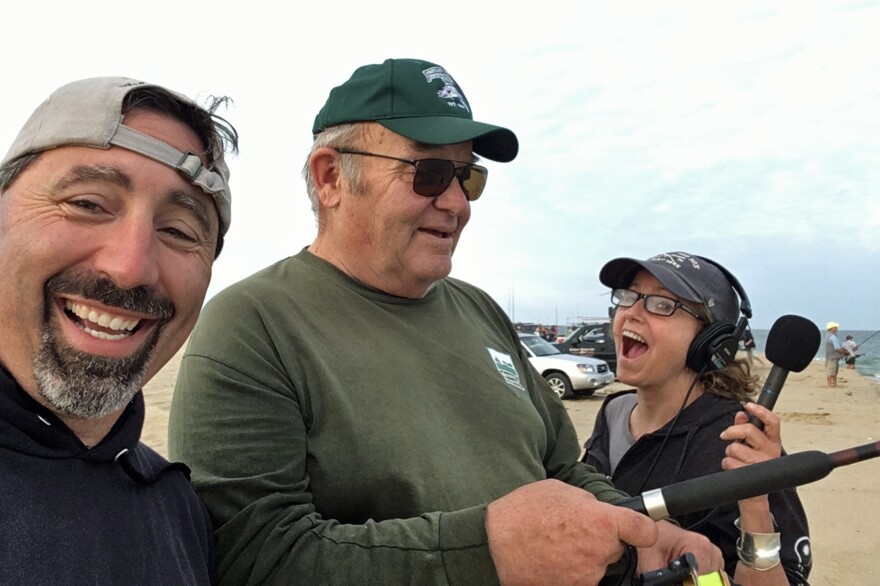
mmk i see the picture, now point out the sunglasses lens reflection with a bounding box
[413,160,456,197]
[461,165,488,201]
[412,159,489,201]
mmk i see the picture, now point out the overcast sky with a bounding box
[4,1,878,330]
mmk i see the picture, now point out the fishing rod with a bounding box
[609,441,880,585]
[617,439,880,521]
[843,328,879,361]
[856,329,880,346]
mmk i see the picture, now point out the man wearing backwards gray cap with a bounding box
[169,58,720,585]
[0,76,238,584]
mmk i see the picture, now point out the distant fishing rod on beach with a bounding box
[856,329,880,346]
[859,330,880,344]
[842,329,880,361]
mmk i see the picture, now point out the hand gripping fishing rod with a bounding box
[615,440,880,521]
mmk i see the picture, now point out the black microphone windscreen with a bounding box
[764,315,821,372]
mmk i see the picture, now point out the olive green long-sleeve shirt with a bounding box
[169,249,627,585]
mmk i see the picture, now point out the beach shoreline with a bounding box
[143,351,879,585]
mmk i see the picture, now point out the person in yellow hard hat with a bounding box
[825,322,847,387]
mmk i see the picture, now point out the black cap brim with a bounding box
[599,258,703,303]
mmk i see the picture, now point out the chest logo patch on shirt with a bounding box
[487,348,526,392]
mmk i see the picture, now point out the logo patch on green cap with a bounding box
[422,65,470,114]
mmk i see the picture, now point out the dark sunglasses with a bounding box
[611,288,706,322]
[334,148,489,201]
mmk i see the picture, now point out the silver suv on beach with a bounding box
[518,333,614,399]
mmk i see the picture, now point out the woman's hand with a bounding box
[720,402,782,470]
[720,404,788,585]
[720,402,782,510]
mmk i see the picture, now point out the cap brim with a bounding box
[599,258,702,303]
[379,116,518,162]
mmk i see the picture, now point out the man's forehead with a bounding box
[2,77,232,238]
[40,149,219,233]
[362,123,475,156]
[122,109,208,166]
[116,111,219,231]
[361,122,398,145]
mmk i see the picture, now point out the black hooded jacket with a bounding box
[0,367,213,585]
[583,389,811,585]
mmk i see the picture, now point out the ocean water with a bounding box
[750,328,880,381]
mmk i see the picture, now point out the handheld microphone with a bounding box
[615,440,880,521]
[747,315,821,430]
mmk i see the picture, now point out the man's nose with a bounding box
[433,175,470,213]
[92,218,161,290]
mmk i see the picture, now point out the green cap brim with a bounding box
[379,116,518,163]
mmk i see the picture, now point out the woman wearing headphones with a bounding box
[583,252,810,585]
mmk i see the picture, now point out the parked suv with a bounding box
[518,333,614,399]
[553,320,617,372]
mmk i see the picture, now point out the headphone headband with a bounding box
[685,256,752,372]
[692,255,752,320]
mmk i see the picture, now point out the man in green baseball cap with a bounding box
[170,58,722,585]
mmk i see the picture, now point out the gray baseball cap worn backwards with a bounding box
[313,58,519,163]
[2,77,232,235]
[600,251,740,323]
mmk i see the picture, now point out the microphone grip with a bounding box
[747,367,789,430]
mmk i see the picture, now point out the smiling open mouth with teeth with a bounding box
[64,300,143,341]
[621,330,649,359]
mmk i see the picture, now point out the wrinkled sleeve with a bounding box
[168,295,499,586]
[515,351,634,581]
[518,346,629,504]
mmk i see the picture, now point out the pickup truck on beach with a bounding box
[552,321,617,373]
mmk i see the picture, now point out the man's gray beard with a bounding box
[33,325,158,419]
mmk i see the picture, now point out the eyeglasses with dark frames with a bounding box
[611,288,706,322]
[334,148,489,201]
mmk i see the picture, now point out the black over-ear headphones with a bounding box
[684,256,753,373]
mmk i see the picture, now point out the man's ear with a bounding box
[310,147,343,209]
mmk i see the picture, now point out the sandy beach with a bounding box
[143,351,879,585]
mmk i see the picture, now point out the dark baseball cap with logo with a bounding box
[599,251,740,323]
[312,58,518,162]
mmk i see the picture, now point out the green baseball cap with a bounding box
[313,58,518,163]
